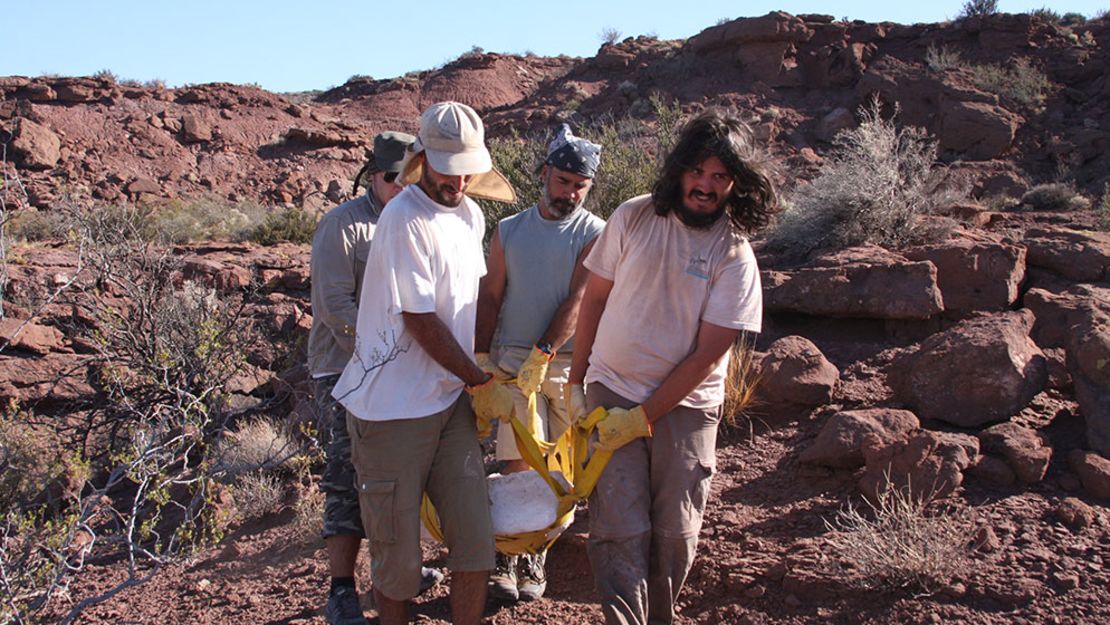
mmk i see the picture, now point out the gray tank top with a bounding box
[496,204,605,354]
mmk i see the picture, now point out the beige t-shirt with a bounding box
[583,195,762,409]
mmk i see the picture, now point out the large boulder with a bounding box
[903,238,1025,314]
[978,423,1052,484]
[798,408,919,468]
[1074,374,1110,458]
[890,310,1047,427]
[858,430,977,500]
[937,99,1020,160]
[1023,228,1110,283]
[1068,450,1110,500]
[8,117,61,169]
[763,246,943,319]
[754,336,839,419]
[1024,285,1110,349]
[0,319,65,355]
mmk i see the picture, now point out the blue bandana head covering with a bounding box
[543,124,601,178]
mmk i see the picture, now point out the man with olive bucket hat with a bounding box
[309,131,444,625]
[332,101,515,625]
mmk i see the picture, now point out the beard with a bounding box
[676,192,727,229]
[541,181,584,219]
[420,168,465,207]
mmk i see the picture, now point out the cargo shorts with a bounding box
[313,374,365,539]
[347,394,496,600]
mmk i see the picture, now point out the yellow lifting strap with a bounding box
[421,380,612,555]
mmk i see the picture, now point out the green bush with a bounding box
[959,0,999,18]
[768,98,961,259]
[5,209,67,242]
[1017,183,1091,211]
[149,197,268,243]
[242,206,318,245]
[970,57,1052,113]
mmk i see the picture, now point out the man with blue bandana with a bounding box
[475,124,605,603]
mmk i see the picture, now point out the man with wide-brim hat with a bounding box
[332,101,515,625]
[309,131,446,625]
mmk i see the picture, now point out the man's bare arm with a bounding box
[403,312,488,387]
[640,321,740,422]
[474,229,506,354]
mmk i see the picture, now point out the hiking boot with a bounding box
[324,585,369,625]
[419,566,445,595]
[488,553,519,602]
[517,551,548,601]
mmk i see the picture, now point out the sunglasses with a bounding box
[383,171,398,184]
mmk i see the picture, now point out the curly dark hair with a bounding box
[651,109,779,233]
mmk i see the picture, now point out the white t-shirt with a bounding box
[333,184,487,421]
[583,195,762,409]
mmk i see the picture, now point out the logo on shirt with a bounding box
[685,255,709,280]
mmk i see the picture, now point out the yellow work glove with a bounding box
[475,352,500,376]
[516,344,554,394]
[465,374,513,438]
[596,406,652,451]
[564,383,588,426]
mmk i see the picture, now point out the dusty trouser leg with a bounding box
[645,402,721,625]
[586,383,652,625]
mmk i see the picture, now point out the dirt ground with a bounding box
[50,406,1109,625]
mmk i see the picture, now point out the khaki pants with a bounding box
[494,349,573,461]
[347,395,496,600]
[586,383,720,625]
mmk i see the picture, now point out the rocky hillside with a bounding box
[2,11,1108,213]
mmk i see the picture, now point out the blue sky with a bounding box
[5,1,1104,92]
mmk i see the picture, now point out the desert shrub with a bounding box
[0,201,274,624]
[5,209,67,242]
[721,333,762,441]
[1061,12,1087,25]
[230,472,285,520]
[823,476,974,593]
[970,57,1052,113]
[1097,186,1110,231]
[925,44,964,71]
[1017,183,1092,211]
[599,27,622,45]
[292,484,325,536]
[1029,7,1063,23]
[215,417,300,475]
[768,98,962,258]
[959,0,998,18]
[241,206,317,245]
[148,197,268,243]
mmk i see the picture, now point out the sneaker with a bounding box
[419,566,445,595]
[517,551,547,601]
[324,585,369,625]
[488,553,519,602]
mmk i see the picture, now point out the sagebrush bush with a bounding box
[149,197,268,243]
[241,206,317,245]
[1018,183,1092,211]
[925,44,964,71]
[5,209,67,242]
[1097,186,1110,231]
[970,57,1052,113]
[231,471,285,520]
[215,417,300,474]
[1029,7,1063,23]
[768,98,962,258]
[823,477,974,593]
[959,0,998,18]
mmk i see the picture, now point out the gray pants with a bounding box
[586,383,720,625]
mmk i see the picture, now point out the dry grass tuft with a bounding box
[216,417,300,474]
[231,472,285,521]
[721,333,763,441]
[823,475,974,593]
